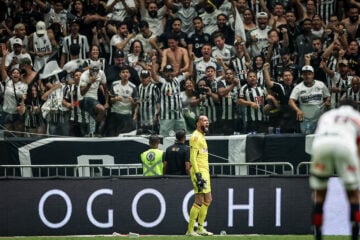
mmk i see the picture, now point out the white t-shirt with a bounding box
[79,69,107,99]
[106,0,136,22]
[3,78,28,114]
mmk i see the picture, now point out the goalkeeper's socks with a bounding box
[350,204,360,240]
[187,203,201,232]
[312,203,323,240]
[197,202,210,231]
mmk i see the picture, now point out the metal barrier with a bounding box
[0,162,295,177]
[296,162,311,175]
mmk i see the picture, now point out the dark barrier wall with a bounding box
[0,176,312,236]
[0,135,311,176]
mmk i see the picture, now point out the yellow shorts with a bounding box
[190,169,211,194]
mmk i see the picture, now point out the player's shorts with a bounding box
[190,169,211,194]
[309,136,360,190]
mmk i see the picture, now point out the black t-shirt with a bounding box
[164,142,189,175]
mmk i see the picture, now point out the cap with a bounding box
[36,21,46,35]
[338,59,349,66]
[140,69,150,78]
[256,12,268,19]
[70,18,81,26]
[13,38,23,47]
[301,65,314,72]
[164,64,174,72]
[89,61,101,70]
[113,49,125,58]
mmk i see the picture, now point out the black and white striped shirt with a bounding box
[217,80,241,120]
[157,74,185,120]
[138,83,160,127]
[229,55,248,84]
[62,34,89,62]
[239,84,268,122]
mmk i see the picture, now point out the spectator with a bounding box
[105,0,136,22]
[259,1,287,28]
[180,78,197,133]
[212,13,235,45]
[264,62,297,133]
[24,82,45,137]
[323,59,352,108]
[19,57,37,85]
[289,65,331,134]
[126,39,149,77]
[6,23,29,52]
[241,8,257,42]
[163,129,190,175]
[40,61,68,136]
[195,77,219,135]
[261,28,289,78]
[109,21,134,63]
[34,0,68,35]
[5,38,32,72]
[134,21,158,55]
[1,46,28,137]
[160,34,190,76]
[28,21,57,71]
[199,1,221,35]
[249,12,271,58]
[217,68,242,135]
[340,5,360,41]
[342,76,360,111]
[63,69,90,137]
[105,49,140,88]
[150,18,188,53]
[61,18,90,67]
[86,44,106,72]
[79,61,109,136]
[164,0,200,34]
[238,70,268,133]
[14,0,42,35]
[193,43,221,83]
[212,32,236,67]
[294,18,316,68]
[138,0,167,37]
[274,48,300,83]
[107,65,139,136]
[137,69,160,135]
[311,14,325,38]
[140,134,164,176]
[228,38,251,85]
[150,62,187,137]
[187,17,212,59]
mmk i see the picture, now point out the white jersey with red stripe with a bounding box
[314,105,360,145]
[310,105,360,190]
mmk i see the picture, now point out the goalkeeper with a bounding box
[186,115,213,236]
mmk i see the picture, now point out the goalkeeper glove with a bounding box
[195,172,206,192]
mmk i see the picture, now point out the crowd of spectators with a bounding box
[0,0,358,137]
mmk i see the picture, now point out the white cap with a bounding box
[36,21,46,35]
[301,65,314,72]
[256,12,268,19]
[12,38,23,47]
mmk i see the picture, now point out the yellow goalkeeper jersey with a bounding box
[189,129,209,173]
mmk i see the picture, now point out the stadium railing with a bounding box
[0,162,295,177]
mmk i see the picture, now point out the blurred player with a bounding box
[310,99,360,240]
[186,115,213,236]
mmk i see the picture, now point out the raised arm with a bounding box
[1,44,8,81]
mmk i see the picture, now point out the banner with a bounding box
[0,176,312,236]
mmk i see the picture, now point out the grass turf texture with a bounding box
[0,236,349,240]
